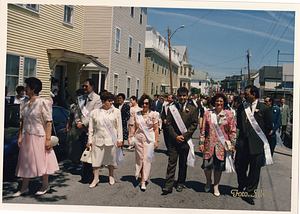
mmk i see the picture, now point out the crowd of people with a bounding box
[10,77,291,206]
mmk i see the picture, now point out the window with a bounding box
[136,79,140,98]
[162,63,164,75]
[128,36,133,58]
[199,81,201,86]
[140,7,143,24]
[115,27,121,52]
[6,54,20,96]
[63,5,74,25]
[152,58,155,71]
[151,83,154,95]
[165,65,167,75]
[26,4,39,11]
[130,7,134,17]
[127,77,131,99]
[113,74,119,95]
[23,57,37,85]
[184,67,187,76]
[157,60,159,74]
[138,42,141,62]
[159,36,162,47]
[156,84,158,95]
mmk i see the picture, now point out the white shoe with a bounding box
[141,182,146,190]
[109,177,115,186]
[89,179,99,188]
[35,186,50,196]
[12,188,29,197]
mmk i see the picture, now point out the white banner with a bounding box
[243,103,273,165]
[169,105,195,167]
[99,108,124,165]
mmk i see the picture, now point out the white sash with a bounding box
[210,110,235,173]
[169,105,195,167]
[164,105,168,116]
[137,111,155,163]
[192,99,198,108]
[99,108,124,165]
[243,103,273,165]
[78,95,90,118]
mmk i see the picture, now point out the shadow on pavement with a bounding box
[274,151,292,157]
[120,175,139,187]
[150,177,166,189]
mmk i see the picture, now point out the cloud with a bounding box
[148,8,294,44]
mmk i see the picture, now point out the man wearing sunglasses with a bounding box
[162,87,198,194]
[76,78,102,183]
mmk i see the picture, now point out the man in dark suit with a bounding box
[162,87,198,194]
[235,85,273,205]
[153,94,163,114]
[161,94,176,155]
[117,93,130,151]
[264,96,281,156]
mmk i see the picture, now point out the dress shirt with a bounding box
[248,99,258,115]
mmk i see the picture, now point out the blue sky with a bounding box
[146,8,295,81]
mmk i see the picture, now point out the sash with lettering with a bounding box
[192,99,198,108]
[243,102,273,165]
[99,108,124,165]
[78,95,90,118]
[210,110,235,173]
[169,105,195,167]
[136,111,155,163]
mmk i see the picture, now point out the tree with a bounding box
[191,87,201,95]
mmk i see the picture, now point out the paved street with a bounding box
[2,127,293,213]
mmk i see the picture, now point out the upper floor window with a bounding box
[15,4,39,13]
[152,58,155,71]
[23,57,37,85]
[63,5,74,25]
[128,36,133,58]
[140,8,143,24]
[130,7,134,17]
[6,54,20,96]
[138,42,141,62]
[157,60,159,74]
[115,27,121,52]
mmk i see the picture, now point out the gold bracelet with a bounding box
[46,138,51,141]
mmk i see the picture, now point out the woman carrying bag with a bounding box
[199,93,236,197]
[87,92,123,188]
[13,77,59,197]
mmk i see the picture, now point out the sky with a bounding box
[146,8,295,81]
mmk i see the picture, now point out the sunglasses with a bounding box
[143,102,149,105]
[82,85,89,88]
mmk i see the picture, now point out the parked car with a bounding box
[3,104,68,174]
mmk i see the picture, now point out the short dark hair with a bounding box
[130,96,137,101]
[233,96,242,105]
[280,97,285,101]
[117,93,125,100]
[84,79,95,88]
[16,86,25,94]
[76,89,85,96]
[53,79,59,84]
[25,77,42,95]
[245,85,259,98]
[101,91,115,102]
[267,96,274,106]
[211,93,228,108]
[99,89,108,97]
[138,94,154,108]
[177,87,189,95]
[66,94,71,99]
[154,94,159,98]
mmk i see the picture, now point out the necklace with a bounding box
[142,110,149,115]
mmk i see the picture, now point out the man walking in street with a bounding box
[76,79,102,183]
[162,87,198,194]
[279,97,290,143]
[161,94,176,155]
[264,96,281,156]
[153,94,163,114]
[235,85,273,205]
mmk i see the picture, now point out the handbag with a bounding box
[40,100,59,147]
[224,140,232,151]
[80,147,92,164]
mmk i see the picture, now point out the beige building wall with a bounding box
[6,4,84,98]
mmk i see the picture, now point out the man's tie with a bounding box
[180,106,184,116]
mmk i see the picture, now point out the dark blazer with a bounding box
[166,103,198,149]
[237,101,273,155]
[190,99,204,118]
[161,104,169,128]
[154,100,163,114]
[271,106,281,133]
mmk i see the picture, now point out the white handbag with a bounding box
[80,148,92,164]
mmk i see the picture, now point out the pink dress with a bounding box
[133,110,158,181]
[15,97,59,178]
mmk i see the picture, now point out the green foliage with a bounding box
[191,87,201,95]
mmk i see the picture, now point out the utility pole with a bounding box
[168,26,173,95]
[247,50,251,85]
[240,68,243,94]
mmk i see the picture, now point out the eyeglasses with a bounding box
[82,85,88,88]
[143,102,149,105]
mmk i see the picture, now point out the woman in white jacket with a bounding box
[87,92,123,188]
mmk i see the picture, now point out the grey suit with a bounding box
[280,104,290,142]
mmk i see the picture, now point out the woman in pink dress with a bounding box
[13,77,59,197]
[199,93,236,197]
[128,94,159,191]
[127,96,141,149]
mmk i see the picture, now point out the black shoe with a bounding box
[242,196,255,205]
[176,185,183,192]
[161,187,172,195]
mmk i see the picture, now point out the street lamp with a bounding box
[168,25,185,94]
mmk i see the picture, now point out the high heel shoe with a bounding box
[141,182,146,190]
[12,188,29,197]
[89,179,99,188]
[204,185,211,193]
[109,177,115,186]
[35,186,50,196]
[213,186,220,197]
